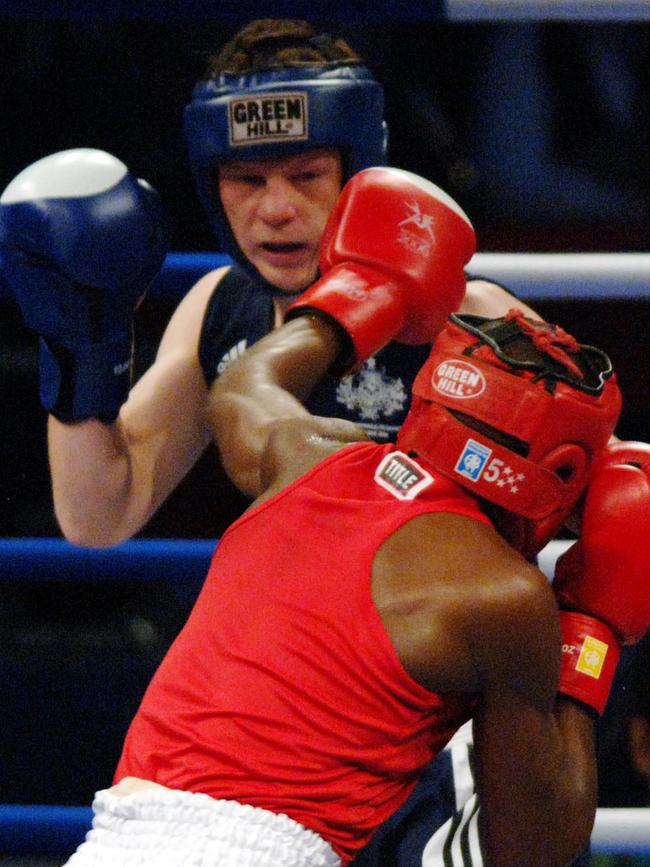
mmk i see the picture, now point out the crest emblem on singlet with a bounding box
[336,358,407,421]
[375,451,434,500]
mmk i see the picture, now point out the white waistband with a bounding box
[63,786,341,867]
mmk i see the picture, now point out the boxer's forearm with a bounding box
[208,316,343,497]
[474,678,597,866]
[49,345,211,546]
[48,416,137,546]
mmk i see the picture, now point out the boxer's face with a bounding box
[218,149,342,293]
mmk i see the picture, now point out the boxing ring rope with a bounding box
[154,251,650,302]
[1,536,215,584]
[0,805,648,856]
[2,252,650,858]
[2,251,650,305]
[1,538,650,857]
[446,0,650,21]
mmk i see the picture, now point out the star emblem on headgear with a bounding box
[496,467,526,493]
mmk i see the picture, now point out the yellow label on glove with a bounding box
[576,636,609,679]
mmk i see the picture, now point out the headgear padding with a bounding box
[184,64,387,267]
[397,311,622,558]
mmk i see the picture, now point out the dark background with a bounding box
[1,10,649,830]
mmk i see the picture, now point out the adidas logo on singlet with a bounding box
[217,340,248,375]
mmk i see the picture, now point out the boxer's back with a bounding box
[114,441,486,861]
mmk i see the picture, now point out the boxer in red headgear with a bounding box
[397,310,621,559]
[64,308,650,867]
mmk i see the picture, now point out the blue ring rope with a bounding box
[1,537,216,583]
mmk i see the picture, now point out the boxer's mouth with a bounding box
[261,242,307,254]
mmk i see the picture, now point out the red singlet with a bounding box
[115,443,490,862]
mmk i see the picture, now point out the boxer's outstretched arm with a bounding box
[209,315,365,498]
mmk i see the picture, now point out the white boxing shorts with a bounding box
[63,786,341,867]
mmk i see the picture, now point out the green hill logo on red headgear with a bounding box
[432,359,485,399]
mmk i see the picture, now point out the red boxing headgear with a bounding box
[397,311,622,558]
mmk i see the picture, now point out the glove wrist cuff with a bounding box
[558,610,620,716]
[39,336,133,423]
[285,263,403,374]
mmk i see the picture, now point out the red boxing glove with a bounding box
[554,441,650,714]
[285,167,476,372]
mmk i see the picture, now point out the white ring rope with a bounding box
[468,252,650,299]
[592,808,650,853]
[153,251,650,302]
[446,0,650,21]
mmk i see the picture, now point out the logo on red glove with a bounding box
[397,200,436,257]
[432,359,485,399]
[375,451,434,500]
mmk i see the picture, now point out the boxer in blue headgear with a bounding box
[186,22,536,448]
[184,19,455,446]
[184,20,388,280]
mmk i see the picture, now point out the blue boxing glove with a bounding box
[0,148,168,422]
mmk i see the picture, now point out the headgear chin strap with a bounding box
[184,63,388,287]
[397,311,622,559]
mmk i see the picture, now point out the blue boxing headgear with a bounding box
[183,63,388,277]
